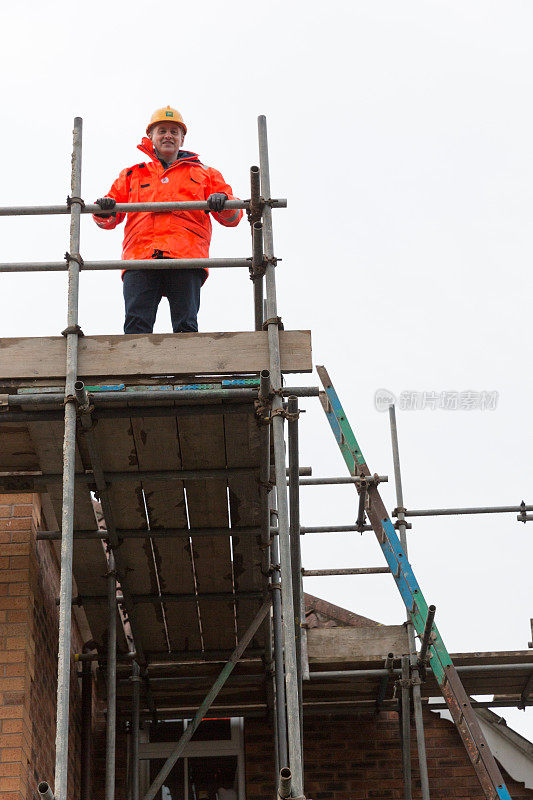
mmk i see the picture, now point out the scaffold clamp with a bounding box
[64,251,84,269]
[271,407,301,422]
[66,194,85,210]
[262,315,284,330]
[61,323,84,337]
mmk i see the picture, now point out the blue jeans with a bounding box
[122,267,204,334]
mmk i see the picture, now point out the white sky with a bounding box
[1,1,532,742]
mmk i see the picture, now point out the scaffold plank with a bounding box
[91,416,170,654]
[130,413,202,653]
[0,331,312,379]
[177,412,236,651]
[224,410,265,646]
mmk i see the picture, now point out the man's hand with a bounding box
[94,197,116,217]
[206,193,227,213]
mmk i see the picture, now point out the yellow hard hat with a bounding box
[146,106,187,135]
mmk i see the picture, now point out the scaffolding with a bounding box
[0,116,531,800]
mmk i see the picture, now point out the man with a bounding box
[93,106,243,333]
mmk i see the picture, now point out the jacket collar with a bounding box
[137,137,201,169]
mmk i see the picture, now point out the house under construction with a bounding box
[0,117,531,800]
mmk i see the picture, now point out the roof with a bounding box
[304,592,380,629]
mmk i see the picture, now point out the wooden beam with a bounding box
[307,625,409,664]
[0,331,312,379]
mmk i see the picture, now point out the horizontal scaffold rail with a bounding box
[0,466,258,492]
[0,198,287,216]
[398,504,533,517]
[4,385,319,407]
[0,257,252,272]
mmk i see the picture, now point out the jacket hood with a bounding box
[137,136,200,164]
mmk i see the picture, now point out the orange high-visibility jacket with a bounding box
[92,137,243,278]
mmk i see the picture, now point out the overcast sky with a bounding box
[2,1,532,741]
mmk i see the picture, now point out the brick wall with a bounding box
[245,708,533,799]
[0,494,85,800]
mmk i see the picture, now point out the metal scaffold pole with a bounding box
[131,661,141,800]
[389,406,431,800]
[80,645,94,800]
[53,116,83,800]
[400,655,412,799]
[270,495,289,769]
[258,114,304,799]
[288,395,304,758]
[106,551,118,800]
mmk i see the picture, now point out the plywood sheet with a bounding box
[0,331,312,378]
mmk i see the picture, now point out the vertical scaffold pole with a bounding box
[106,551,118,800]
[258,114,304,797]
[270,496,289,769]
[54,116,83,800]
[287,395,304,759]
[80,648,93,800]
[389,406,431,800]
[400,656,412,800]
[131,661,141,800]
[250,165,264,330]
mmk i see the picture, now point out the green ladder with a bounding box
[317,365,512,800]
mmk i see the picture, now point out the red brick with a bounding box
[0,749,23,763]
[0,776,21,791]
[0,709,23,721]
[3,666,24,679]
[0,792,25,800]
[6,560,27,573]
[0,679,24,692]
[6,587,27,598]
[0,764,21,777]
[0,694,23,707]
[0,521,31,532]
[0,495,33,505]
[11,507,32,519]
[0,653,25,666]
[0,573,29,585]
[5,614,27,625]
[0,599,26,612]
[0,546,29,558]
[0,625,27,638]
[0,734,24,750]
[0,509,11,519]
[7,534,30,544]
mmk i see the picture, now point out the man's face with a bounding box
[149,122,184,160]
